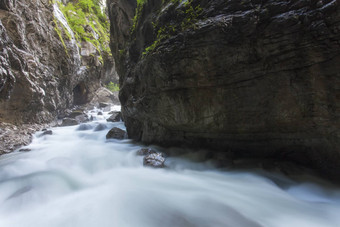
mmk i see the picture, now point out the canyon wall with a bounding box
[0,0,116,153]
[108,0,340,179]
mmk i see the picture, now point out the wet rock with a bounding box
[143,153,165,168]
[103,106,111,112]
[106,112,122,122]
[99,102,110,108]
[108,0,340,180]
[88,87,120,107]
[66,110,89,123]
[67,110,85,119]
[136,148,157,156]
[19,148,31,152]
[60,118,79,127]
[75,114,89,123]
[106,127,126,140]
[39,130,53,137]
[97,112,103,116]
[0,122,50,155]
[94,123,107,131]
[0,1,114,125]
[77,124,93,131]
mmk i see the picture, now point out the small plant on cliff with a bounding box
[142,0,202,56]
[181,0,203,30]
[131,0,148,34]
[106,82,120,92]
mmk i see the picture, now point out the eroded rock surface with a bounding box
[108,0,340,180]
[0,122,50,155]
[0,0,117,152]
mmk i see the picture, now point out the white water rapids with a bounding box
[1,106,340,227]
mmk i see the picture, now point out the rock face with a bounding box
[0,1,117,153]
[0,122,47,154]
[0,0,116,125]
[108,0,340,179]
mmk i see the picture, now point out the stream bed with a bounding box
[0,106,340,227]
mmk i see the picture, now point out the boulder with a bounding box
[106,111,122,122]
[60,118,79,127]
[99,102,110,108]
[39,130,53,137]
[77,124,93,131]
[67,110,89,123]
[88,87,120,107]
[143,153,165,168]
[136,148,157,156]
[19,148,31,152]
[94,123,107,131]
[106,127,126,140]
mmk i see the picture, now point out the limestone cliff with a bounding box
[108,0,340,179]
[0,0,117,153]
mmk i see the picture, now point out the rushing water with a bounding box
[0,106,340,227]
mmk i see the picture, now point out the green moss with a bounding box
[106,82,120,92]
[142,0,202,56]
[57,0,110,56]
[181,0,203,29]
[131,0,147,34]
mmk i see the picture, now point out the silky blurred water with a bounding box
[0,106,340,227]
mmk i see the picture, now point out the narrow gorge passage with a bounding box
[1,0,340,226]
[0,107,340,227]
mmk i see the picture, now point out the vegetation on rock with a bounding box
[141,0,203,56]
[60,0,110,54]
[51,0,111,60]
[105,82,119,92]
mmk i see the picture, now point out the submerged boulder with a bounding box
[94,123,107,131]
[106,127,126,140]
[77,124,93,131]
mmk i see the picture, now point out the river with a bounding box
[0,106,340,227]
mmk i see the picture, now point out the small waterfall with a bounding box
[52,1,81,66]
[52,3,75,40]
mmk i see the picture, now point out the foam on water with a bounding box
[0,105,340,227]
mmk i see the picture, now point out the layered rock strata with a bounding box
[108,0,340,179]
